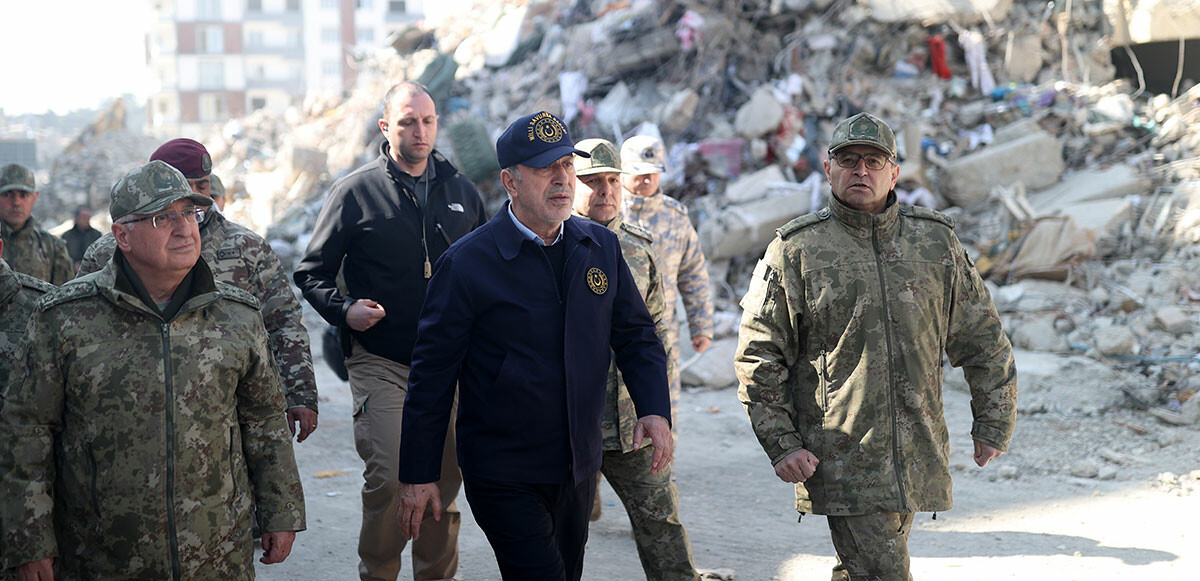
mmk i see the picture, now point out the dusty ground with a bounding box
[256,333,1200,580]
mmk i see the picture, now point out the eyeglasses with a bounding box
[120,208,205,229]
[833,152,893,171]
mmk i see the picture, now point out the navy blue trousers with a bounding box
[463,475,595,580]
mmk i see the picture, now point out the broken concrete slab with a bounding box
[723,165,787,204]
[1094,326,1138,356]
[1029,164,1151,214]
[942,131,1064,207]
[945,349,1132,415]
[866,0,1012,23]
[1004,34,1044,83]
[680,337,738,388]
[1155,306,1194,335]
[734,87,784,139]
[658,88,699,134]
[1011,316,1069,352]
[699,183,813,260]
[991,279,1091,313]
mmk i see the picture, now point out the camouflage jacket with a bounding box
[79,211,318,412]
[0,257,305,578]
[0,218,73,285]
[0,259,53,390]
[735,194,1017,516]
[574,213,674,451]
[623,191,714,342]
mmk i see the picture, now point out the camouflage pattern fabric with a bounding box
[0,219,73,285]
[623,192,714,426]
[584,212,674,452]
[600,446,698,581]
[0,260,53,388]
[735,193,1017,516]
[827,512,915,581]
[0,258,305,577]
[78,211,318,412]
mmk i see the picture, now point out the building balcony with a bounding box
[243,10,302,25]
[246,77,305,91]
[244,44,305,59]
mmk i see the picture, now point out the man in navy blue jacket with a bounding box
[396,111,673,580]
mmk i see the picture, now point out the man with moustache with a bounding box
[0,161,305,579]
[79,138,319,445]
[295,82,486,581]
[571,138,700,581]
[395,112,673,581]
[735,113,1017,580]
[0,164,72,285]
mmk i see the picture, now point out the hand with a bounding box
[287,408,318,443]
[632,415,674,474]
[346,299,386,332]
[691,335,712,353]
[973,440,1003,467]
[260,531,295,564]
[397,482,441,541]
[17,558,54,581]
[774,448,820,483]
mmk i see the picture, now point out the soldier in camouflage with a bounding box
[0,161,306,579]
[573,139,699,581]
[78,139,319,442]
[735,113,1018,580]
[0,164,73,285]
[1,239,55,388]
[620,135,714,429]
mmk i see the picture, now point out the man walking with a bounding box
[294,82,486,581]
[735,112,1018,580]
[0,164,72,285]
[396,111,673,581]
[1,161,306,579]
[620,136,714,427]
[79,138,319,443]
[572,138,700,581]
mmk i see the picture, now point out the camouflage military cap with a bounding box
[828,112,897,158]
[109,160,213,221]
[0,163,36,194]
[621,135,666,175]
[210,174,225,197]
[574,139,625,176]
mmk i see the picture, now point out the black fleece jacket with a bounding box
[294,144,487,365]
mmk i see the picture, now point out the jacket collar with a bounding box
[624,190,663,215]
[570,210,622,234]
[0,216,35,238]
[377,141,454,187]
[495,201,595,261]
[93,252,223,321]
[829,190,900,240]
[0,259,18,306]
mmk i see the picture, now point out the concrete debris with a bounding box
[1011,316,1069,353]
[680,337,738,389]
[1154,306,1193,335]
[942,131,1064,207]
[1094,326,1138,356]
[734,87,785,139]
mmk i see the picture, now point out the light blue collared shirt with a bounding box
[507,203,564,246]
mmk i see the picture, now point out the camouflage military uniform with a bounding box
[0,257,306,578]
[78,211,318,413]
[0,259,53,388]
[589,212,699,581]
[736,194,1017,516]
[623,192,714,426]
[0,218,73,285]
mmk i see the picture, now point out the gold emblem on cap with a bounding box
[586,267,608,295]
[528,111,565,143]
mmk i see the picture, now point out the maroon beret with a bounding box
[149,138,212,179]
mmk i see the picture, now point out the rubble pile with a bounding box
[30,0,1200,436]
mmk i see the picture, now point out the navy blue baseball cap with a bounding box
[496,111,590,169]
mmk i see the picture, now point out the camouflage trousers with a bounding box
[664,324,682,431]
[826,512,915,581]
[600,446,698,581]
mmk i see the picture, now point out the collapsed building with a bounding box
[38,0,1200,437]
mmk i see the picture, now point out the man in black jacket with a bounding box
[294,82,487,581]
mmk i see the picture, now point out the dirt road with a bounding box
[256,342,1200,580]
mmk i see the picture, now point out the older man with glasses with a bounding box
[1,160,306,579]
[735,112,1018,580]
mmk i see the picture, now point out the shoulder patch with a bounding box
[777,208,831,239]
[15,272,55,295]
[900,205,954,229]
[215,282,261,310]
[216,247,242,260]
[38,280,98,310]
[619,221,654,244]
